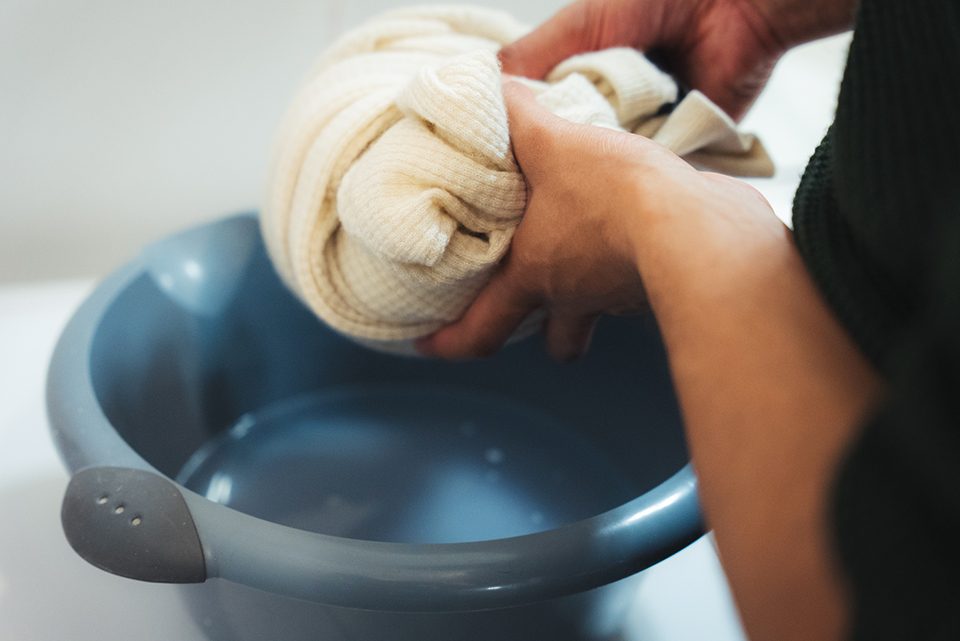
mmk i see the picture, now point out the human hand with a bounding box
[499,0,856,121]
[415,81,654,361]
[416,81,781,362]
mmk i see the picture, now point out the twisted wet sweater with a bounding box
[792,0,960,638]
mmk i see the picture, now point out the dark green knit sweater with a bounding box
[792,0,960,638]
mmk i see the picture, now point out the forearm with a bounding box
[740,0,859,48]
[628,175,881,640]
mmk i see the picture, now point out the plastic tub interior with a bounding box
[47,214,701,641]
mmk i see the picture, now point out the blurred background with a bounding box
[1,0,849,283]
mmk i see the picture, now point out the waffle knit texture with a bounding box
[792,0,960,639]
[262,5,773,353]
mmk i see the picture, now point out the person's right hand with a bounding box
[500,0,786,121]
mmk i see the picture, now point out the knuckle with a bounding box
[503,257,543,302]
[504,244,531,273]
[539,270,564,301]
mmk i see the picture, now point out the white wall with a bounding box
[0,1,850,283]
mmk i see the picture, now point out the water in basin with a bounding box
[177,385,637,544]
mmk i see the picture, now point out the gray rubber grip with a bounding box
[61,467,207,583]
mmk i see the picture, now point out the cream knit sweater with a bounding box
[262,5,772,353]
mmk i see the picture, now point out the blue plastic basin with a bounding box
[46,213,701,641]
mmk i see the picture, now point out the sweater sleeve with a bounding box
[830,210,960,640]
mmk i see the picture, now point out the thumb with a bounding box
[500,0,655,79]
[502,81,570,181]
[498,2,594,78]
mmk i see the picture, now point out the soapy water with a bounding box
[177,385,638,544]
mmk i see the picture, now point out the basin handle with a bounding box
[61,466,207,583]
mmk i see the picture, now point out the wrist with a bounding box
[623,171,789,319]
[737,0,859,49]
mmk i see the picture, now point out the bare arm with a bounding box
[418,84,881,640]
[630,170,881,641]
[420,2,874,636]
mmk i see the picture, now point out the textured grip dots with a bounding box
[61,467,206,584]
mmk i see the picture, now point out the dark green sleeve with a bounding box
[791,1,960,637]
[830,213,960,640]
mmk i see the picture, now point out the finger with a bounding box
[544,314,599,362]
[500,0,662,78]
[415,267,540,360]
[502,81,570,182]
[498,2,593,78]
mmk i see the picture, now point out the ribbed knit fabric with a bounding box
[793,1,960,639]
[262,5,772,353]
